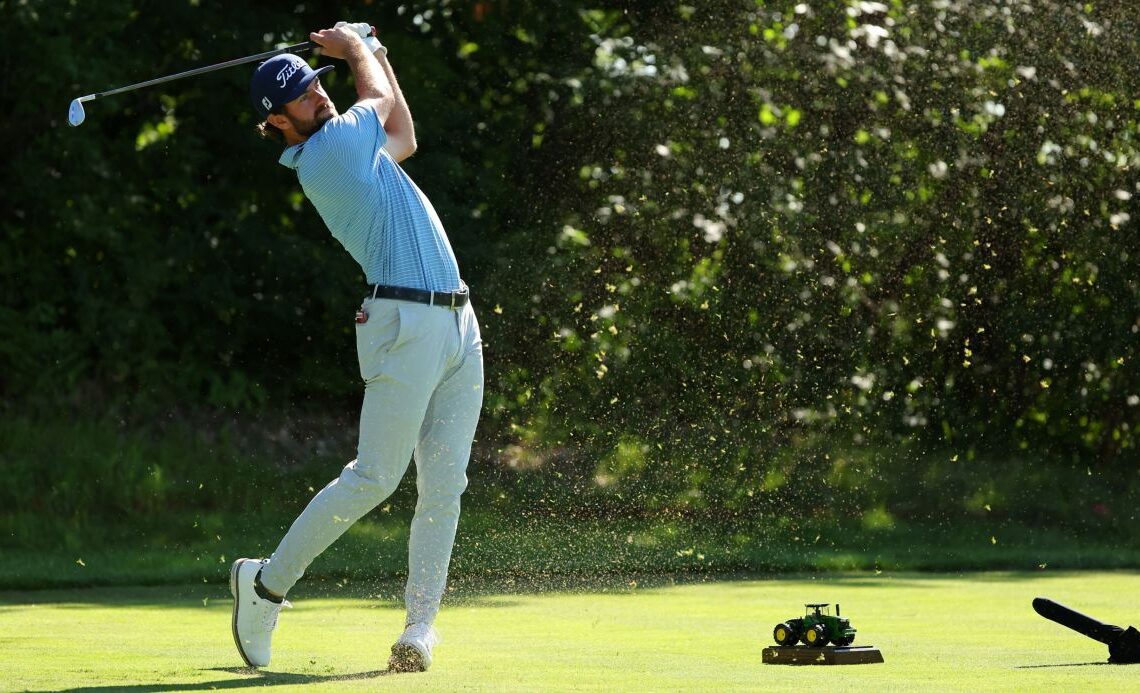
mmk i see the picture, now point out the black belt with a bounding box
[367,283,470,309]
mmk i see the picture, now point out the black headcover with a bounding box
[1033,597,1140,664]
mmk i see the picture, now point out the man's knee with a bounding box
[338,458,403,500]
[417,472,469,508]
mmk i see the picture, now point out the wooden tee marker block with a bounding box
[762,645,885,665]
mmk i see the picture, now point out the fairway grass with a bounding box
[2,572,1136,691]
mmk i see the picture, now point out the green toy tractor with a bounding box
[773,603,857,647]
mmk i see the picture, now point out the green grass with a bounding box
[2,571,1137,691]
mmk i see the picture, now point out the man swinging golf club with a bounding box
[230,21,483,673]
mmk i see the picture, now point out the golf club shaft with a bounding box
[84,40,316,101]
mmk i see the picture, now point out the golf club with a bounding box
[67,40,316,127]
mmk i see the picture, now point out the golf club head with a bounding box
[68,97,89,127]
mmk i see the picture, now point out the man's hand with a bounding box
[334,21,371,36]
[308,25,365,60]
[334,21,387,55]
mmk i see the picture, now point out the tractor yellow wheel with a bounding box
[804,624,828,647]
[773,623,798,647]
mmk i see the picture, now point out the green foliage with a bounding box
[449,0,1140,512]
[1,1,1138,520]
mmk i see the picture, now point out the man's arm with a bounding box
[373,48,417,163]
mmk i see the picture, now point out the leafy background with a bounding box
[2,0,1138,540]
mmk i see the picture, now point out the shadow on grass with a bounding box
[1015,661,1120,668]
[448,567,1133,599]
[2,568,1124,611]
[55,668,391,692]
[7,507,1140,593]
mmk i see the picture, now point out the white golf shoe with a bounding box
[388,622,441,672]
[230,558,290,667]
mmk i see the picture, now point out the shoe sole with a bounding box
[388,643,428,673]
[230,558,256,667]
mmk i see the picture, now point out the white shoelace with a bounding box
[261,599,293,631]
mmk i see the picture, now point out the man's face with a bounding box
[280,78,337,138]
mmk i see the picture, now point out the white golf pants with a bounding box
[259,297,483,625]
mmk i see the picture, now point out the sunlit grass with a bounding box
[2,572,1137,691]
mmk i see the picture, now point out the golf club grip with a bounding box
[95,41,317,99]
[1032,597,1121,644]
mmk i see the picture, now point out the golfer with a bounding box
[230,22,483,673]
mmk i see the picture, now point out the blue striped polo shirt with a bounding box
[278,104,462,291]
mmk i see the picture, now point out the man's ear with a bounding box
[267,112,292,133]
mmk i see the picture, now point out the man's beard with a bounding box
[287,106,335,138]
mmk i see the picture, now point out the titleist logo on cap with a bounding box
[275,59,301,88]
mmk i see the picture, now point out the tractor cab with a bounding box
[805,603,833,618]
